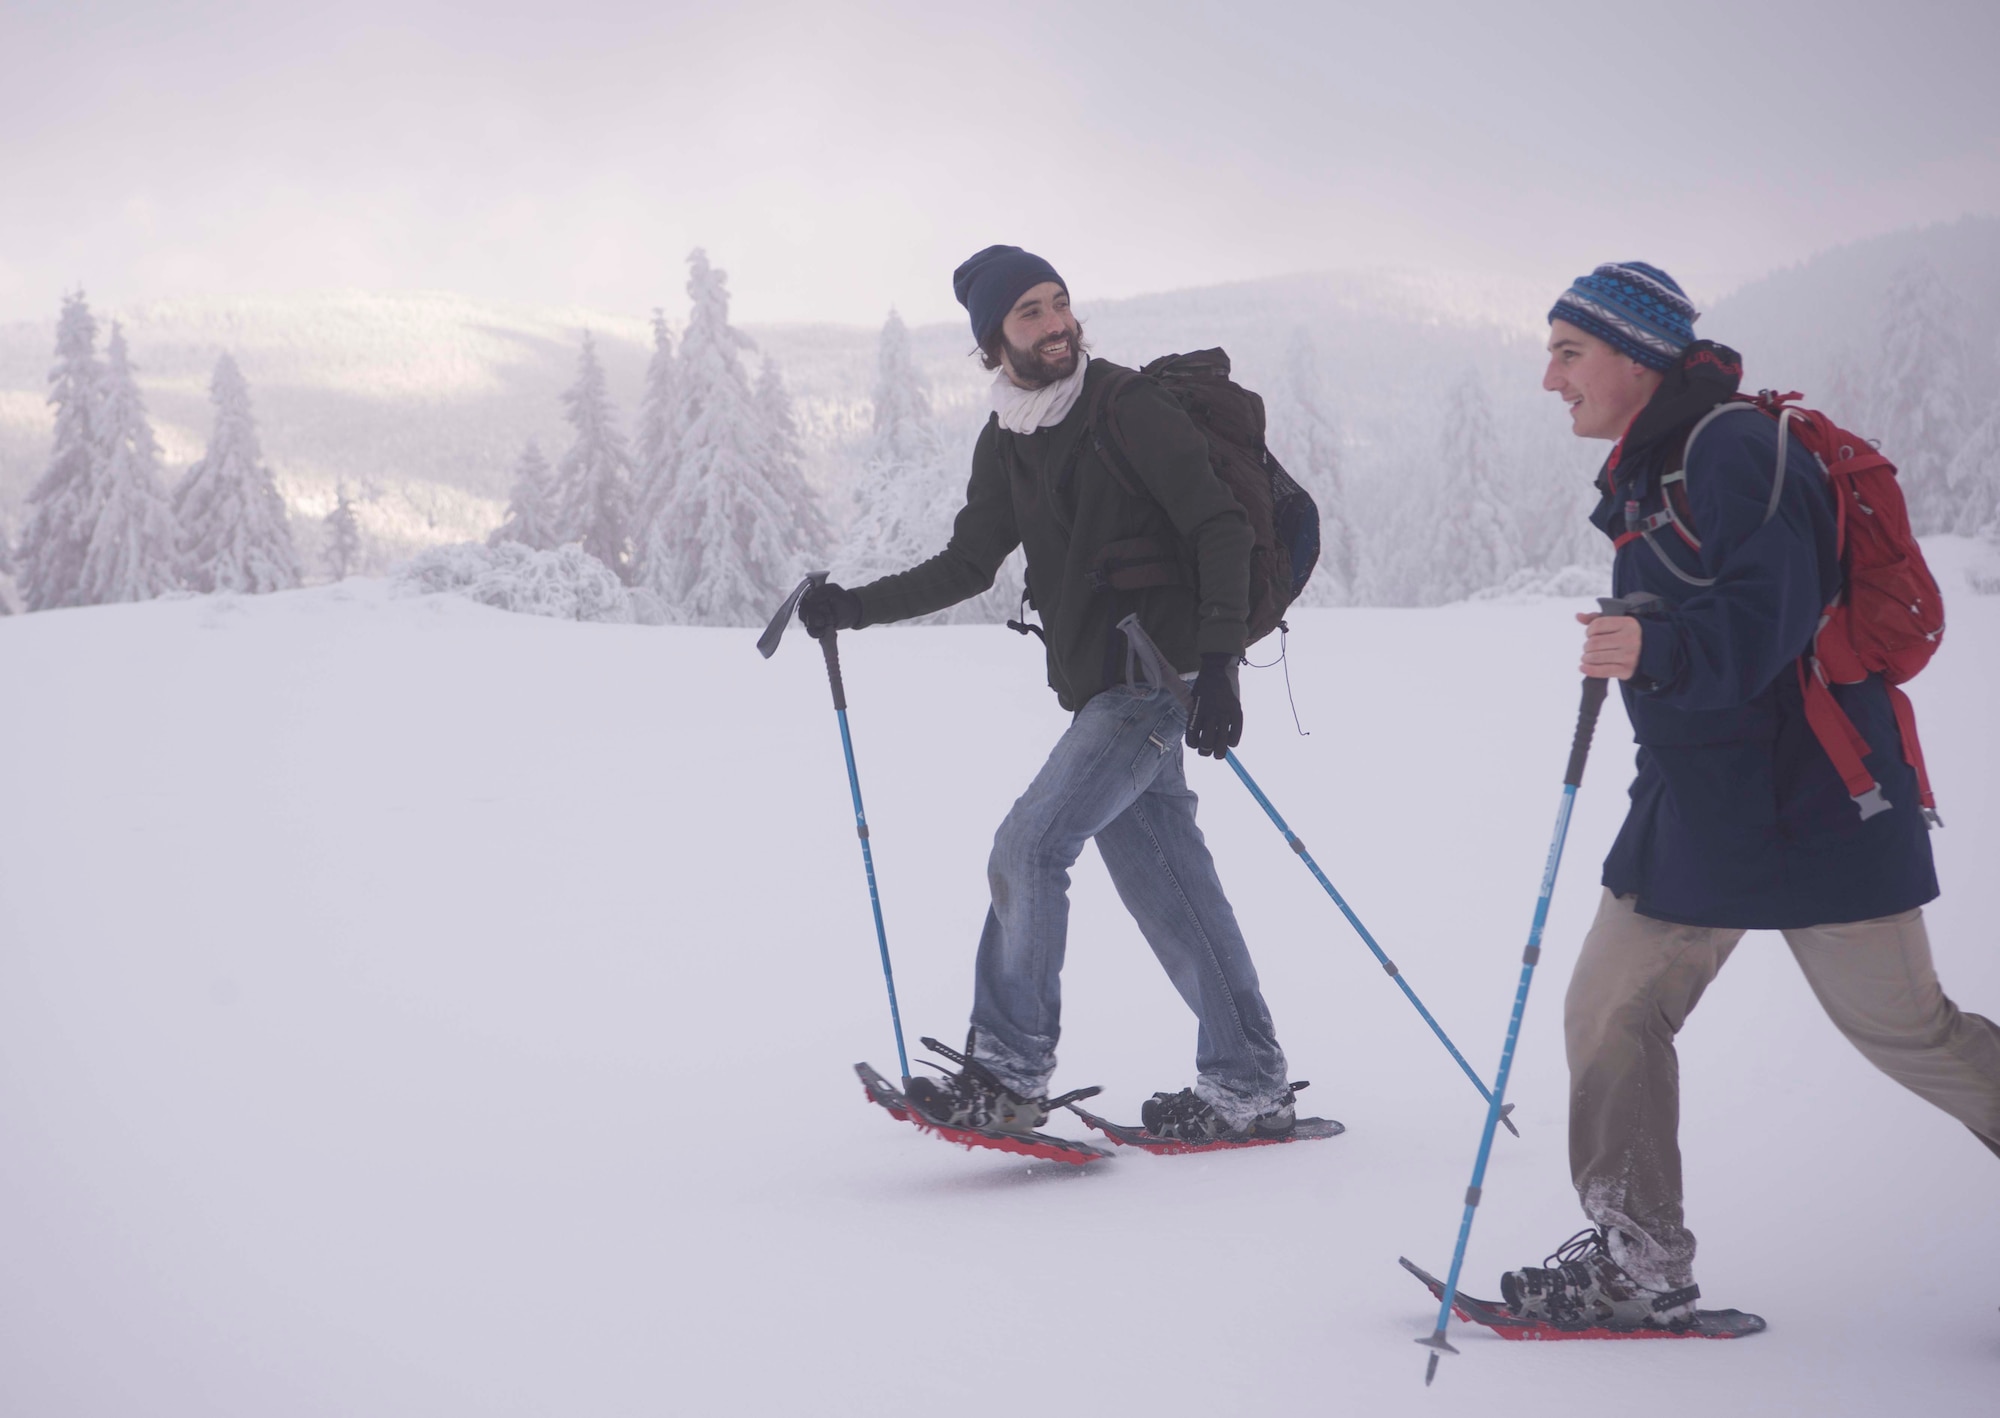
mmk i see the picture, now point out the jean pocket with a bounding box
[1130,716,1179,791]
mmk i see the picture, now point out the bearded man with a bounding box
[799,245,1297,1144]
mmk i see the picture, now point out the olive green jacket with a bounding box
[853,359,1252,711]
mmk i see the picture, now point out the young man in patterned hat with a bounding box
[1496,261,2000,1332]
[796,245,1297,1144]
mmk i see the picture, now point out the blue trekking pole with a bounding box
[1414,607,1625,1385]
[759,572,910,1082]
[1115,615,1510,1129]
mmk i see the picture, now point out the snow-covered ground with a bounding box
[2,568,1995,1417]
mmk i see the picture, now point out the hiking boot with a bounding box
[904,1035,1050,1135]
[1499,1227,1700,1331]
[1138,1082,1304,1143]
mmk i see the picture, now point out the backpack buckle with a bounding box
[1851,784,1893,821]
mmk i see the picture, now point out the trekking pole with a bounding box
[1115,615,1511,1132]
[759,573,910,1083]
[1415,596,1633,1385]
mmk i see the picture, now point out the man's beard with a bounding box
[1002,321,1086,387]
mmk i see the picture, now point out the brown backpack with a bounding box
[1082,349,1320,647]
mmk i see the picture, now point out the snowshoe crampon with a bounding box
[854,1063,1112,1165]
[1065,1088,1345,1155]
[1398,1257,1766,1341]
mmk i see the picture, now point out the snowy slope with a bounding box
[1,576,1995,1417]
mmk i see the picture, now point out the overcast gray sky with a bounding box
[3,0,1995,327]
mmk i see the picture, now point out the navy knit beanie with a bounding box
[953,245,1065,347]
[1548,262,1699,371]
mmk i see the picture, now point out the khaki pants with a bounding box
[1565,890,2000,1288]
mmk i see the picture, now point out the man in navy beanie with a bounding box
[798,247,1298,1146]
[1487,261,2000,1334]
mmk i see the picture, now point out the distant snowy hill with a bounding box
[0,270,1598,567]
[1705,215,2000,396]
[2,219,1993,579]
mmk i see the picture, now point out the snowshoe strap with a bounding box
[918,1033,1099,1109]
[918,1034,971,1068]
[1651,1284,1701,1312]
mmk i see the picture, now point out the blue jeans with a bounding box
[968,685,1290,1126]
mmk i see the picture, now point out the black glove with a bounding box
[1185,653,1243,759]
[798,582,863,640]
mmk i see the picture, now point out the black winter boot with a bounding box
[1138,1082,1303,1143]
[903,1034,1050,1135]
[1499,1228,1699,1331]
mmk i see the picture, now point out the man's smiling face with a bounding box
[1543,318,1662,440]
[997,281,1082,388]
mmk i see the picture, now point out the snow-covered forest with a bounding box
[3,219,1998,621]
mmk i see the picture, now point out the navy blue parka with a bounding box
[1591,343,1938,929]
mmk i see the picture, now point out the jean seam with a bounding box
[1125,790,1254,1061]
[1011,693,1158,1042]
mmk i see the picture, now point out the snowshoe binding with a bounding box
[1068,1081,1345,1154]
[856,1033,1112,1166]
[1398,1248,1766,1342]
[1500,1227,1701,1332]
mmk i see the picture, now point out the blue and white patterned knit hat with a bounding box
[1548,262,1699,371]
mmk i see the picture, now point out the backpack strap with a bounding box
[1075,369,1190,594]
[1798,659,1892,820]
[1084,367,1146,500]
[1666,400,1787,542]
[1886,683,1941,819]
[1628,401,1787,588]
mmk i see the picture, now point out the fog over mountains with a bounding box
[2,216,1994,599]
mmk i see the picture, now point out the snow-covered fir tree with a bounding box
[490,441,560,551]
[1949,402,2000,537]
[628,311,680,595]
[634,310,678,495]
[78,322,180,604]
[647,249,825,624]
[172,353,302,594]
[839,310,956,585]
[1275,329,1355,606]
[1869,261,1969,535]
[16,291,106,611]
[324,483,363,580]
[756,356,830,556]
[547,333,633,580]
[1431,368,1520,603]
[0,509,15,614]
[1353,463,1432,606]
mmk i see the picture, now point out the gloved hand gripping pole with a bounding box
[1115,615,1511,1132]
[759,573,910,1082]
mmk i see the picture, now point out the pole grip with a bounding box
[820,628,848,712]
[1564,677,1609,789]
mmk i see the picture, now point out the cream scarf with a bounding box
[990,353,1090,434]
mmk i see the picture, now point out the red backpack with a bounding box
[1659,392,1946,823]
